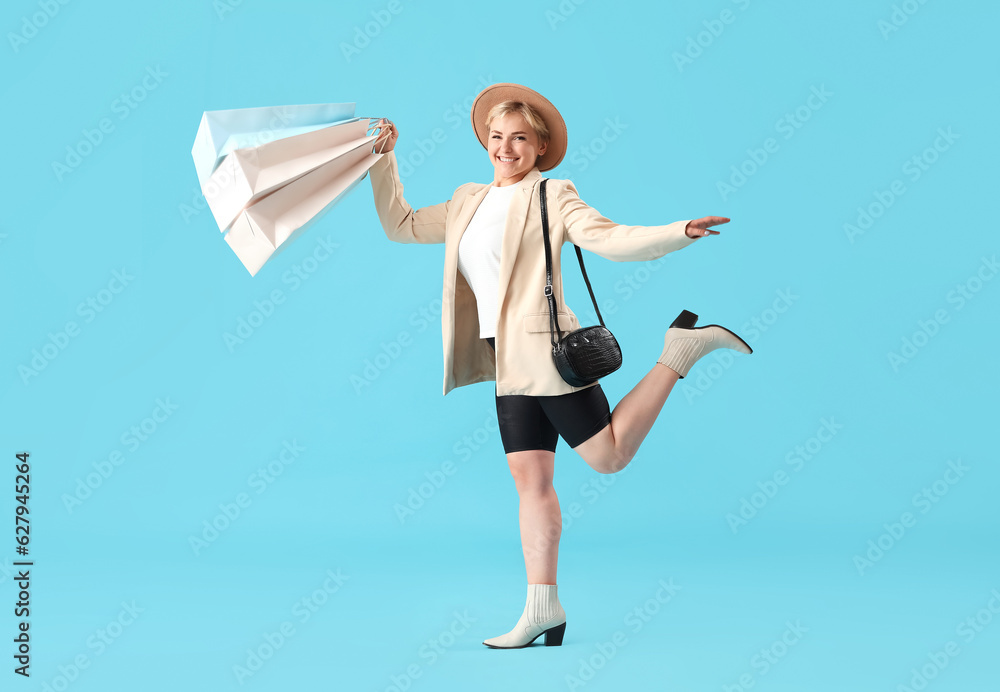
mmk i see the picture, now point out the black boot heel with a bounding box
[544,622,566,646]
[670,309,698,329]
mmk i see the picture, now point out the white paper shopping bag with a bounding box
[203,117,373,232]
[222,136,383,276]
[191,102,357,187]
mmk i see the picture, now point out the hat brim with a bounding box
[471,83,567,172]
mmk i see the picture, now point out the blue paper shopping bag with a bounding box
[191,102,388,276]
[191,102,358,188]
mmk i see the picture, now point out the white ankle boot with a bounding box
[483,583,567,649]
[657,309,752,378]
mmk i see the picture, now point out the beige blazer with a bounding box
[368,150,699,397]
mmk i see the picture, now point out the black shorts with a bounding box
[486,337,612,454]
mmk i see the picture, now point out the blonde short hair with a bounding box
[485,100,550,145]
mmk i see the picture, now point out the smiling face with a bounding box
[487,112,548,187]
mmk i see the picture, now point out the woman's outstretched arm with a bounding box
[368,118,450,245]
[556,178,727,262]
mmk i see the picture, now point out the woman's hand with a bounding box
[685,216,730,238]
[373,118,398,154]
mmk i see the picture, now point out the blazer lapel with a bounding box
[443,185,489,296]
[496,167,542,309]
[450,185,491,245]
[445,166,543,316]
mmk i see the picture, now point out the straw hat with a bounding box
[470,83,567,171]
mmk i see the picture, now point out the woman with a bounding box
[368,83,752,649]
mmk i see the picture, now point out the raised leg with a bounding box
[572,363,680,474]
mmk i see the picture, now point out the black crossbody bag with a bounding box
[539,178,623,387]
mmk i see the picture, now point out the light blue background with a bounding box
[2,1,998,690]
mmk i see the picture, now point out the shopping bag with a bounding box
[222,133,383,276]
[203,117,374,232]
[192,102,357,187]
[192,101,390,276]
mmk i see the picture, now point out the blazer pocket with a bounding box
[523,311,580,333]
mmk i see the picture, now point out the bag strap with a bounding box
[539,178,607,350]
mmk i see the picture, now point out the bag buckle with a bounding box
[543,285,553,297]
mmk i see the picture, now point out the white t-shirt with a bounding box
[457,183,521,339]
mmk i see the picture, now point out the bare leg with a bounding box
[484,449,567,648]
[505,449,560,584]
[573,362,681,474]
